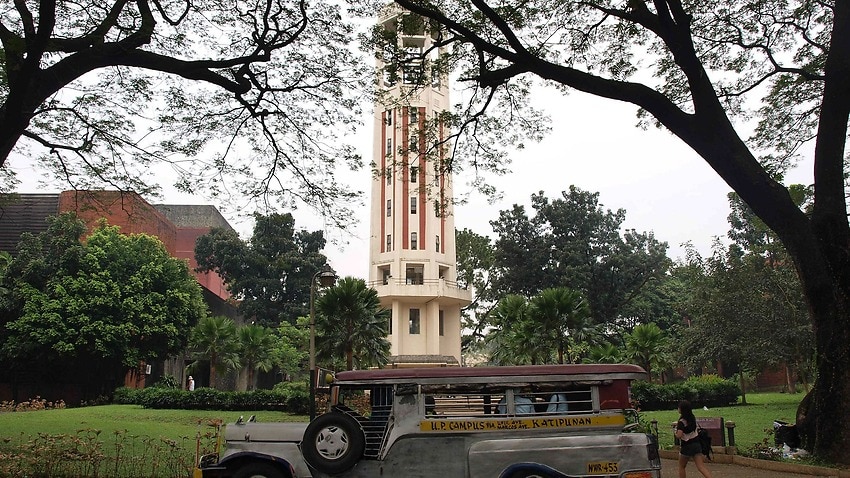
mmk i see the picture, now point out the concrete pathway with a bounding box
[661,458,846,478]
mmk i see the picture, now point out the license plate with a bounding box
[586,461,619,474]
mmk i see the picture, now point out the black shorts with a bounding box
[680,440,703,457]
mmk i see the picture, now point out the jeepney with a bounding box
[195,364,661,478]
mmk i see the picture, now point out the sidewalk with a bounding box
[660,451,850,478]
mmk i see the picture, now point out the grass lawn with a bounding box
[640,391,804,452]
[0,405,307,478]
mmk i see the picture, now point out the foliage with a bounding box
[678,239,813,400]
[0,214,206,395]
[194,213,327,327]
[381,0,850,463]
[466,188,670,331]
[0,397,66,412]
[315,276,391,370]
[114,386,307,413]
[189,316,241,389]
[631,376,741,411]
[237,324,277,390]
[484,288,597,365]
[624,323,672,383]
[271,318,310,381]
[0,0,367,221]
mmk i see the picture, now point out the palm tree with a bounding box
[485,294,540,365]
[190,315,241,389]
[529,287,591,364]
[315,277,390,370]
[624,322,669,382]
[238,324,276,390]
[584,343,622,364]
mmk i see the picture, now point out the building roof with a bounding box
[0,194,60,254]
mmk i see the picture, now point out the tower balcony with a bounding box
[370,278,472,307]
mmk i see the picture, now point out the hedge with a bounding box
[631,375,741,411]
[112,382,310,414]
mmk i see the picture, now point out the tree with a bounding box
[455,228,496,351]
[529,287,591,364]
[384,0,850,462]
[190,315,241,389]
[314,277,390,371]
[0,214,206,396]
[195,213,327,327]
[624,323,669,383]
[0,0,364,221]
[238,324,276,391]
[484,294,539,365]
[489,188,670,326]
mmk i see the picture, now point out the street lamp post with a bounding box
[309,263,337,420]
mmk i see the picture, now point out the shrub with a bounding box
[631,375,740,411]
[114,386,301,412]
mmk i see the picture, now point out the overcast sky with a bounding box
[11,82,813,281]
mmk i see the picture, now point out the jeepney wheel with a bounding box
[302,411,366,474]
[232,461,285,478]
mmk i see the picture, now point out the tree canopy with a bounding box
[0,213,207,395]
[0,0,365,222]
[194,212,327,327]
[382,0,850,462]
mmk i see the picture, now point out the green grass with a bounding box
[0,405,307,477]
[640,391,803,452]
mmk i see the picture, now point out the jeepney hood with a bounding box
[224,421,308,443]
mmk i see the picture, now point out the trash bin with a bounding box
[773,420,800,449]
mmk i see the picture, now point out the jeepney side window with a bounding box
[510,385,594,415]
[421,390,506,418]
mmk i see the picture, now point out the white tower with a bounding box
[369,7,472,367]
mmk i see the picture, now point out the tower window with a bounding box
[386,138,392,156]
[410,166,418,183]
[386,199,392,217]
[411,232,418,250]
[409,107,419,124]
[411,199,417,214]
[386,234,392,252]
[435,235,440,252]
[406,264,424,285]
[409,309,421,334]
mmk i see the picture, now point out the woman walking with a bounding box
[675,400,713,478]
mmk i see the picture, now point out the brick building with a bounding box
[0,190,238,401]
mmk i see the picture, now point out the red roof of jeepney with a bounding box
[333,363,647,384]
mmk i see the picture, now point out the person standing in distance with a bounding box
[675,400,713,478]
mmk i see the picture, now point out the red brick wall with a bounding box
[58,190,177,254]
[176,227,230,300]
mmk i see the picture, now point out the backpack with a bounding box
[697,427,713,461]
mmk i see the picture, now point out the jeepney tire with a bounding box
[506,470,551,478]
[232,461,286,478]
[302,411,366,474]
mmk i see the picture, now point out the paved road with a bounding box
[661,458,832,478]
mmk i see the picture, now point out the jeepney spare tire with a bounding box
[232,461,285,478]
[302,411,366,474]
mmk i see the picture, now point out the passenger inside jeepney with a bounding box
[496,395,536,415]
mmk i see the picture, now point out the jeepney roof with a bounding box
[333,364,647,386]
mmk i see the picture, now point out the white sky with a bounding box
[10,83,814,281]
